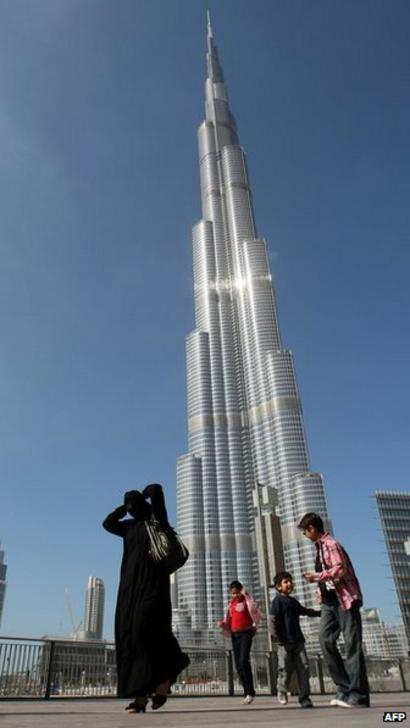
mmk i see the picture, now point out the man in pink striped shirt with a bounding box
[298,512,370,709]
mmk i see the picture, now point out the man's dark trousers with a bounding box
[319,600,369,703]
[231,630,255,696]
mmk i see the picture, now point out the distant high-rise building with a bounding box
[0,547,7,627]
[361,608,391,658]
[375,490,410,652]
[384,622,408,659]
[82,576,105,640]
[176,16,330,635]
[361,608,408,659]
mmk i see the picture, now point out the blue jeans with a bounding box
[319,600,369,702]
[231,630,255,696]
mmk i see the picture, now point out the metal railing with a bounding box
[0,636,408,699]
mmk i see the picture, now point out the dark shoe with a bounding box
[151,694,167,710]
[300,699,314,708]
[347,697,370,708]
[125,699,147,713]
[151,677,170,710]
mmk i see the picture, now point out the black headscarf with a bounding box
[123,490,152,521]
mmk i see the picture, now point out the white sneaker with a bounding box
[277,692,288,705]
[241,695,254,704]
[330,692,346,706]
[333,698,353,708]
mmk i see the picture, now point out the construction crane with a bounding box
[64,587,82,637]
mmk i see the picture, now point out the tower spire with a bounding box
[207,10,213,40]
[206,11,224,83]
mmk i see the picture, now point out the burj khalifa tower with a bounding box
[176,16,330,633]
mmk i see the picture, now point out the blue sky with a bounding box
[0,0,409,638]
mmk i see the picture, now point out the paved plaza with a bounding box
[1,693,409,728]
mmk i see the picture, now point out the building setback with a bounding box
[375,490,410,652]
[176,17,330,633]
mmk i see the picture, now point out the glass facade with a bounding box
[375,490,410,653]
[82,576,105,641]
[176,17,331,635]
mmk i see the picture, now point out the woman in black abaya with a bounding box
[103,483,190,713]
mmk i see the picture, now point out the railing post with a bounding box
[316,654,325,694]
[225,649,234,696]
[44,641,56,700]
[266,651,275,695]
[398,659,407,691]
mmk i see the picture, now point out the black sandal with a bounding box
[151,694,167,710]
[125,699,147,713]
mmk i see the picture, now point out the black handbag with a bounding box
[145,517,189,574]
